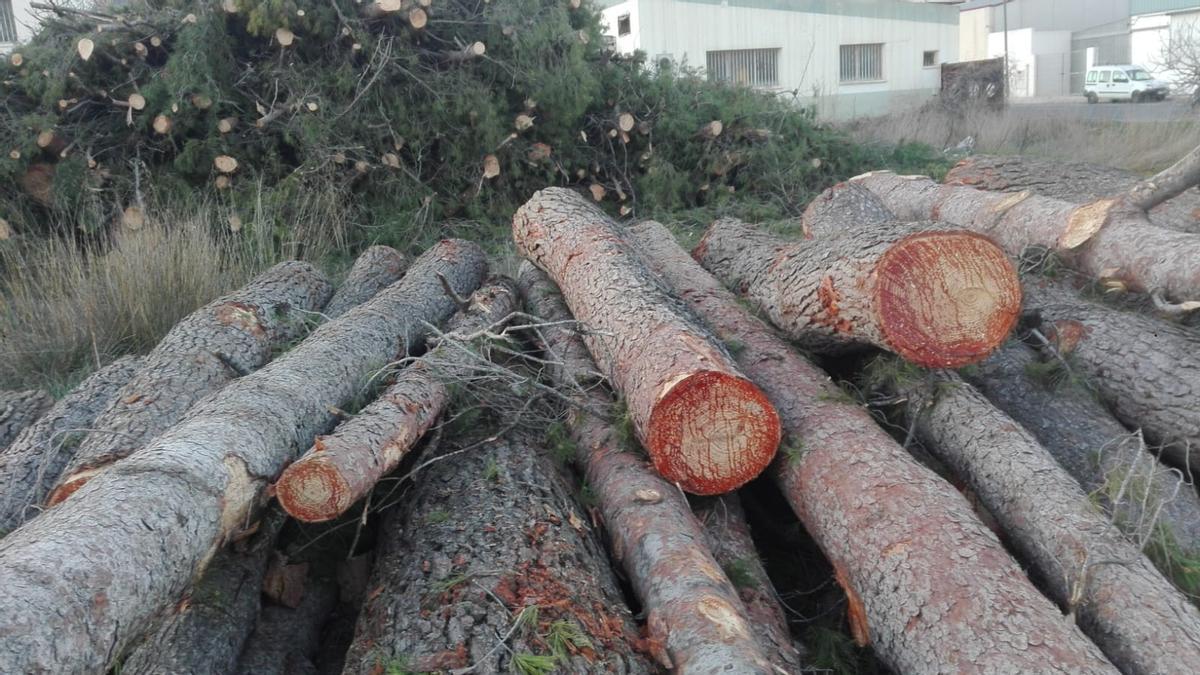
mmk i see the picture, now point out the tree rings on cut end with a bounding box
[875,231,1021,368]
[645,370,780,495]
[275,457,352,523]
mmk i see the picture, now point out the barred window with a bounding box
[706,48,780,88]
[923,50,938,67]
[617,14,631,36]
[840,43,884,83]
[0,1,18,44]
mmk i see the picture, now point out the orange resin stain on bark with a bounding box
[834,562,870,647]
[875,231,1021,368]
[645,371,780,495]
[816,275,854,334]
[215,301,266,338]
[1047,319,1090,355]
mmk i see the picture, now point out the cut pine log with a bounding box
[694,213,1021,368]
[342,434,655,674]
[624,220,1119,673]
[122,510,286,675]
[944,154,1200,234]
[850,170,1200,302]
[0,240,487,674]
[47,261,335,505]
[900,370,1200,673]
[235,573,338,675]
[966,340,1200,564]
[692,494,806,672]
[1022,281,1200,469]
[275,279,519,522]
[0,390,53,450]
[0,356,142,534]
[520,262,818,674]
[513,187,780,495]
[322,245,409,319]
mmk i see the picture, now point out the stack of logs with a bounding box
[2,143,1200,673]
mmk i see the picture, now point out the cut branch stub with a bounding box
[77,38,95,61]
[513,187,780,495]
[695,214,1021,368]
[214,155,238,174]
[482,154,500,179]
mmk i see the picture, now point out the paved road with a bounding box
[1009,96,1196,123]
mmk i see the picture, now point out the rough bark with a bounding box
[48,261,335,505]
[235,575,338,675]
[1024,281,1200,470]
[0,356,142,533]
[904,371,1200,674]
[275,279,519,522]
[121,510,286,675]
[625,220,1118,674]
[1127,142,1200,213]
[851,170,1200,301]
[945,155,1200,234]
[798,180,895,239]
[0,239,487,674]
[691,494,805,673]
[322,245,409,319]
[694,214,1022,368]
[513,186,780,495]
[519,262,776,675]
[342,434,654,675]
[0,389,53,449]
[966,340,1200,563]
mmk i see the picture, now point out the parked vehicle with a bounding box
[1084,65,1170,103]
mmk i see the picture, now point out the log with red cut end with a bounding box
[693,208,1022,368]
[0,389,53,450]
[0,356,143,534]
[322,245,409,319]
[0,240,487,674]
[625,220,1119,673]
[513,187,780,495]
[275,279,519,522]
[518,262,775,673]
[46,261,335,506]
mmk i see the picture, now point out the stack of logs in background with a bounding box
[2,144,1200,674]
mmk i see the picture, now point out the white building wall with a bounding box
[604,0,958,119]
[1132,10,1200,86]
[601,0,641,55]
[2,0,39,50]
[960,8,992,61]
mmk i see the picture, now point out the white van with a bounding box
[1084,65,1170,103]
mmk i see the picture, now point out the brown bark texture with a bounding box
[692,494,806,673]
[850,170,1200,301]
[625,219,1119,674]
[1127,142,1200,213]
[693,211,1022,368]
[0,239,487,674]
[513,186,780,495]
[0,389,53,449]
[0,356,142,533]
[966,340,1200,562]
[1024,281,1200,470]
[275,279,519,522]
[945,155,1200,234]
[342,433,654,675]
[904,371,1200,674]
[48,261,335,505]
[519,262,777,675]
[235,574,338,675]
[121,510,286,675]
[322,245,409,319]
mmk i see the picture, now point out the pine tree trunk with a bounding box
[121,510,286,675]
[1024,281,1200,470]
[0,356,142,534]
[903,371,1200,674]
[624,220,1119,674]
[944,155,1200,234]
[235,574,338,675]
[0,389,53,449]
[966,340,1200,565]
[0,240,487,674]
[850,171,1200,301]
[513,187,780,495]
[694,213,1022,368]
[322,245,409,319]
[275,280,519,522]
[47,261,335,505]
[691,494,806,673]
[519,262,777,675]
[341,434,654,675]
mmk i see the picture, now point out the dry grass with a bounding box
[844,104,1200,174]
[0,188,350,394]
